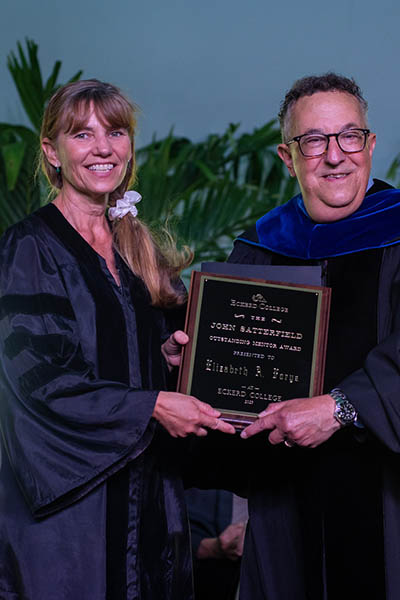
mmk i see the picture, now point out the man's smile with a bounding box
[322,172,350,180]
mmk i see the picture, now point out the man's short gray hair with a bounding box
[279,72,368,142]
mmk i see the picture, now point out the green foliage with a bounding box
[0,38,82,234]
[0,38,296,270]
[135,123,297,268]
[386,153,400,186]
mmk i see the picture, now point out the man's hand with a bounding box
[196,521,247,561]
[153,391,236,438]
[240,394,341,447]
[218,521,247,561]
[161,330,189,371]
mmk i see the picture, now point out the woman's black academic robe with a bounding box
[0,204,193,600]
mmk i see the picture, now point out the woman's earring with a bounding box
[56,166,61,174]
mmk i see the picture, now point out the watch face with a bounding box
[335,400,357,425]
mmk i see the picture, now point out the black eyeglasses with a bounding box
[286,128,370,157]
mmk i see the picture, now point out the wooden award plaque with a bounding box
[177,271,331,430]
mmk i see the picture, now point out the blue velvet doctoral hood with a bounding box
[239,188,400,260]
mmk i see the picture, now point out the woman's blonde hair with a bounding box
[40,79,191,307]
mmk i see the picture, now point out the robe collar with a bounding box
[239,184,400,259]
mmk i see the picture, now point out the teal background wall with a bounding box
[1,0,399,177]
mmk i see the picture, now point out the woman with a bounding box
[0,79,234,600]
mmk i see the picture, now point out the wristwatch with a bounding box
[330,388,358,427]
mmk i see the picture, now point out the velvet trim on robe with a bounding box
[237,184,400,259]
[0,204,158,516]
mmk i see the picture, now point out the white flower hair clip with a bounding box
[108,191,142,220]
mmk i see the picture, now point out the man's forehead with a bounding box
[289,91,366,132]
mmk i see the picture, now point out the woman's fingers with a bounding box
[161,330,189,370]
[153,392,236,437]
[200,413,236,435]
[195,400,236,434]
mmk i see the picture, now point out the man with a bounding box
[228,73,400,600]
[185,487,246,600]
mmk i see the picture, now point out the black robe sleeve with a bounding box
[341,329,400,451]
[0,220,159,517]
[339,243,400,451]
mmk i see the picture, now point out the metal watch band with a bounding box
[330,387,358,426]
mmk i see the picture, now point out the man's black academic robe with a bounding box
[0,204,193,600]
[227,180,400,600]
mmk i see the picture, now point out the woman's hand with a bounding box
[153,391,236,437]
[161,330,189,371]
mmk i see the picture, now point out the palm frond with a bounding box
[7,39,45,132]
[135,121,297,268]
[0,38,83,235]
